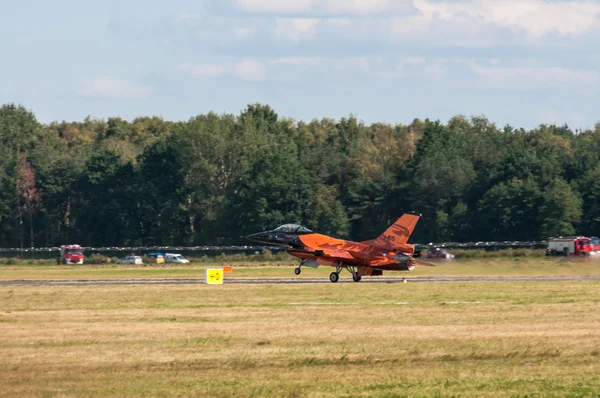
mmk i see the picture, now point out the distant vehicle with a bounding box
[117,255,143,264]
[426,247,454,259]
[546,237,593,256]
[164,253,190,264]
[57,244,84,265]
[591,236,600,252]
[147,252,165,263]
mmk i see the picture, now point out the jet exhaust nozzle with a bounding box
[393,253,416,271]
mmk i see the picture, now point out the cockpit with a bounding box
[246,224,313,247]
[273,224,313,234]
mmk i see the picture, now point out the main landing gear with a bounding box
[295,260,363,283]
[329,264,361,283]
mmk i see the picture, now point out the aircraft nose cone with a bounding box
[246,232,265,242]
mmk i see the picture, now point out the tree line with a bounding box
[1,102,599,248]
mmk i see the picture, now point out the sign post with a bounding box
[205,268,224,285]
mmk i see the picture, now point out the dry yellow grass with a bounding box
[1,282,600,397]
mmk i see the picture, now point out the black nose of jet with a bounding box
[246,232,266,242]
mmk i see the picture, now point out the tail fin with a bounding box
[371,213,420,249]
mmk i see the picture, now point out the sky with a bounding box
[1,0,599,129]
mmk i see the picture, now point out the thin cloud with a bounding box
[231,0,313,14]
[229,0,412,15]
[321,0,412,15]
[269,57,321,66]
[233,27,255,38]
[177,63,227,78]
[393,0,600,38]
[376,57,432,79]
[424,59,448,80]
[234,59,267,80]
[335,57,370,72]
[77,77,153,99]
[274,18,320,41]
[178,60,267,81]
[176,13,206,22]
[465,62,600,89]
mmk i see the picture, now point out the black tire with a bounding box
[329,272,339,283]
[353,274,361,282]
[294,267,301,275]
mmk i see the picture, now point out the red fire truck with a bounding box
[546,237,593,256]
[57,245,84,264]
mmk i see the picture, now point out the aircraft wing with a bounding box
[316,247,355,260]
[299,234,362,260]
[287,247,355,260]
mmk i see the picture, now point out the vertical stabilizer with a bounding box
[371,213,420,249]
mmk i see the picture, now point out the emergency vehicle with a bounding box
[57,245,84,264]
[546,237,593,256]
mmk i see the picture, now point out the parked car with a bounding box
[117,255,143,264]
[426,247,454,259]
[164,253,190,264]
[147,252,165,263]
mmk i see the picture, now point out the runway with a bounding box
[2,276,600,286]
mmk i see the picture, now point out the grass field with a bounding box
[1,257,600,281]
[2,259,600,397]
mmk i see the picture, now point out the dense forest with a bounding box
[0,102,599,248]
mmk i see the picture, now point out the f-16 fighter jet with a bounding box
[247,213,433,283]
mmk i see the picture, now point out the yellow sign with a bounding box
[205,268,223,285]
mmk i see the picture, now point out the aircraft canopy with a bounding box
[273,224,312,233]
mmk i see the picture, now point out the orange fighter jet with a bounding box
[246,213,433,283]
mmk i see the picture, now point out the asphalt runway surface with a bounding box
[2,276,600,286]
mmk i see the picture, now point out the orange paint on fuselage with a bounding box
[293,233,415,270]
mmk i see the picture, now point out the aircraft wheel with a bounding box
[329,272,339,283]
[294,267,301,275]
[353,274,361,282]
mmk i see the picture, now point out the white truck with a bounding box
[164,253,190,264]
